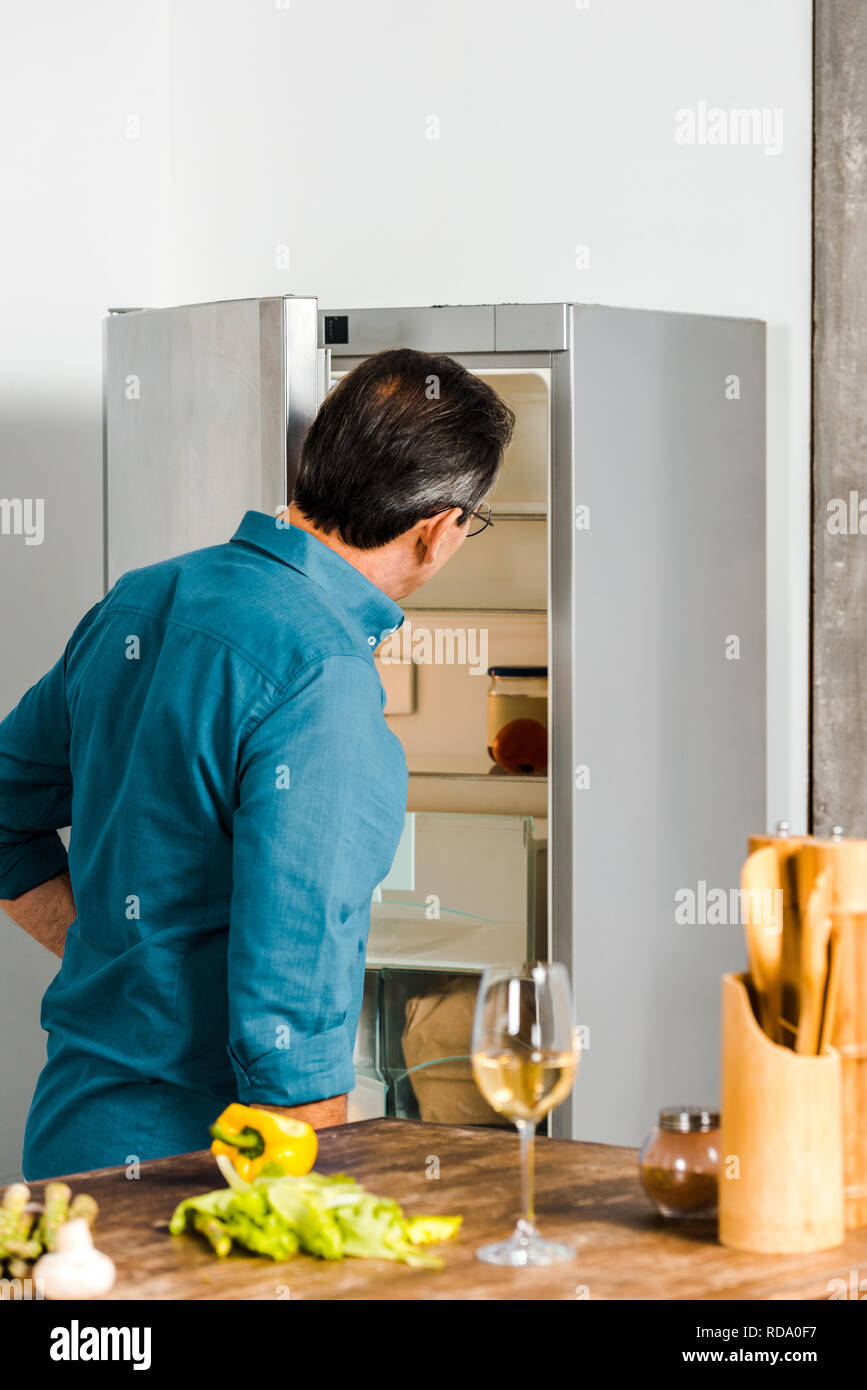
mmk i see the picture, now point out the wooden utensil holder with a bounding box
[796,840,867,1228]
[719,972,844,1253]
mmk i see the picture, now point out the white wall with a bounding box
[0,0,811,1176]
[0,0,171,1180]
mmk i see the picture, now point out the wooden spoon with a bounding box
[795,869,832,1055]
[818,918,844,1055]
[741,847,784,1043]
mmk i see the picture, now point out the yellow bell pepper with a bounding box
[210,1103,318,1182]
[402,1214,463,1246]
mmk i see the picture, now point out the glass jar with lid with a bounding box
[486,667,548,775]
[639,1106,720,1219]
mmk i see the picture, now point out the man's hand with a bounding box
[254,1094,347,1129]
[0,870,75,958]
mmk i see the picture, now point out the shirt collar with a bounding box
[230,510,405,649]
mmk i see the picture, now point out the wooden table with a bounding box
[26,1118,867,1300]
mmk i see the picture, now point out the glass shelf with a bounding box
[406,752,546,784]
[407,774,547,817]
[488,508,546,521]
[368,906,529,971]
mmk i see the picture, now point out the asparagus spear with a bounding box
[0,1184,30,1256]
[38,1182,71,1252]
[4,1235,42,1260]
[68,1193,98,1227]
[16,1211,34,1241]
[192,1212,232,1258]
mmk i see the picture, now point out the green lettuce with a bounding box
[169,1170,451,1268]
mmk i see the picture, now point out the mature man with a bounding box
[0,347,514,1179]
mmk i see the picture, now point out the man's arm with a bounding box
[0,869,76,958]
[226,653,407,1125]
[0,654,76,950]
[0,602,103,953]
[255,1095,347,1128]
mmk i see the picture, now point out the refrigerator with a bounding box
[103,297,766,1145]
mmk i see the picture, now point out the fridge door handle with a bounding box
[319,347,332,401]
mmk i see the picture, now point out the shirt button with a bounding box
[368,635,377,646]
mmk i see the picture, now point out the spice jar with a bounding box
[487,667,548,774]
[639,1106,720,1219]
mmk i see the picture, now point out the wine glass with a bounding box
[471,961,578,1266]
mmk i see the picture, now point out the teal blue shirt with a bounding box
[0,511,407,1179]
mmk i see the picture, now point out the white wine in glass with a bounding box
[471,962,579,1266]
[472,1048,576,1122]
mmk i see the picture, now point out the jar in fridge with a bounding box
[486,666,548,775]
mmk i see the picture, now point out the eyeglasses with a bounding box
[433,503,494,537]
[462,504,493,537]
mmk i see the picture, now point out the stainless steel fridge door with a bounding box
[103,296,319,588]
[551,305,766,1144]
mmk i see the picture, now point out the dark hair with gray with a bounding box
[292,347,516,549]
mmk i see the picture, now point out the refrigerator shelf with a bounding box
[487,509,546,521]
[367,907,528,972]
[390,607,546,616]
[407,773,547,817]
[406,753,545,783]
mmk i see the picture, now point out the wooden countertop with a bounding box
[26,1118,867,1300]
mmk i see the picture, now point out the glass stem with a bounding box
[516,1118,537,1239]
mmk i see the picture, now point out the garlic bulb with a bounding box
[32,1217,116,1299]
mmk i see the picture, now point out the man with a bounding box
[0,347,514,1179]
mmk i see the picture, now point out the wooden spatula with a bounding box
[818,917,843,1055]
[795,869,832,1055]
[742,847,784,1043]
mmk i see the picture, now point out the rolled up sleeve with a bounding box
[227,653,407,1107]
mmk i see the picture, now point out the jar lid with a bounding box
[659,1106,719,1133]
[487,666,548,678]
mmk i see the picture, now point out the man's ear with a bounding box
[415,508,464,565]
